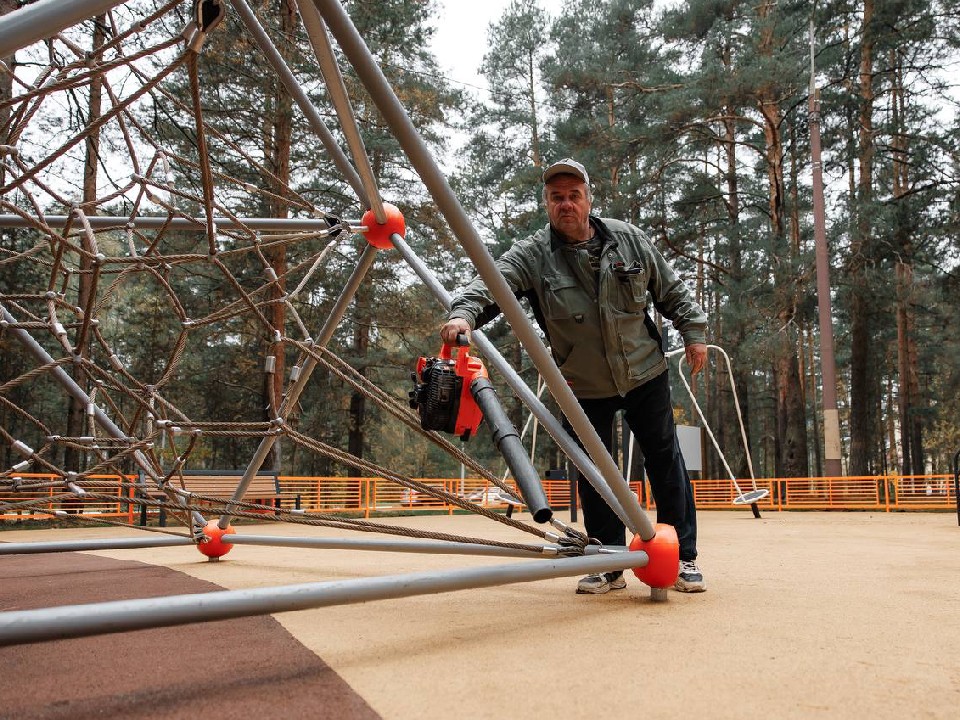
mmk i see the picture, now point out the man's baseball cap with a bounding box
[542,158,589,185]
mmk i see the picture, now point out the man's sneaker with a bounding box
[674,560,706,593]
[576,571,627,595]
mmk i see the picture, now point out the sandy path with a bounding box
[2,510,958,719]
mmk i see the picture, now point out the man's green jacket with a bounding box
[449,217,708,399]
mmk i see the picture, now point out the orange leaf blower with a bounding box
[409,335,553,524]
[409,335,487,441]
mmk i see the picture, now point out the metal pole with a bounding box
[0,215,358,231]
[391,233,633,529]
[0,0,126,57]
[0,537,194,555]
[220,244,379,527]
[0,551,648,646]
[1,306,128,444]
[226,534,584,557]
[228,0,368,204]
[313,0,653,541]
[809,21,843,477]
[297,0,385,222]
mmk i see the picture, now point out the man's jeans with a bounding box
[562,370,698,561]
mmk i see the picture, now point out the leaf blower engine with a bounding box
[408,336,553,524]
[409,337,485,441]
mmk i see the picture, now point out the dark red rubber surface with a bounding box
[0,552,381,720]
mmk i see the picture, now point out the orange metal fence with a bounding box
[1,473,956,523]
[0,474,136,523]
[277,474,957,515]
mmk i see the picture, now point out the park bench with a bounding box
[137,470,298,526]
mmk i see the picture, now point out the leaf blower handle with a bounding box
[440,332,472,361]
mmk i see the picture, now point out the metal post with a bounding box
[0,0,127,57]
[0,551,648,645]
[809,22,843,477]
[225,534,613,558]
[297,0,385,222]
[0,215,358,231]
[0,537,194,555]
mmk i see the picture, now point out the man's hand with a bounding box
[685,343,708,375]
[440,318,472,345]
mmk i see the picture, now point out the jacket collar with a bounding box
[548,215,613,251]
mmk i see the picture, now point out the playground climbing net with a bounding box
[0,0,585,551]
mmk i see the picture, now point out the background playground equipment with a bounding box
[0,0,683,644]
[666,345,770,518]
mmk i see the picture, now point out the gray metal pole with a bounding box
[0,0,126,57]
[0,537,194,555]
[809,22,843,478]
[297,0,385,222]
[220,244,379,527]
[312,0,652,539]
[391,233,632,529]
[228,0,368,204]
[1,306,128,443]
[0,215,358,231]
[0,551,647,646]
[229,534,554,557]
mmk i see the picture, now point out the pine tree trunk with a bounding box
[261,0,295,472]
[527,47,540,168]
[885,372,899,473]
[756,2,807,478]
[347,282,371,477]
[64,16,106,476]
[848,0,878,475]
[889,49,924,477]
[806,327,823,477]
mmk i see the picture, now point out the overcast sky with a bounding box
[430,0,554,93]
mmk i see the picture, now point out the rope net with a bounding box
[0,2,580,553]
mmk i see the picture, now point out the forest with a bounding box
[1,0,959,486]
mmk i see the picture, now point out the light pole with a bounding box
[809,21,843,477]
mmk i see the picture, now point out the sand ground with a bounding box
[2,510,959,719]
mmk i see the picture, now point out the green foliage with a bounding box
[450,0,960,477]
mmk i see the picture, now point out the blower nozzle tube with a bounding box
[470,377,552,524]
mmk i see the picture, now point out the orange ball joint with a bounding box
[629,523,680,588]
[361,202,405,249]
[197,520,236,559]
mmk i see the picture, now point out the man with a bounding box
[441,158,708,594]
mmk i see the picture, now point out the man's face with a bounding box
[545,175,592,242]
